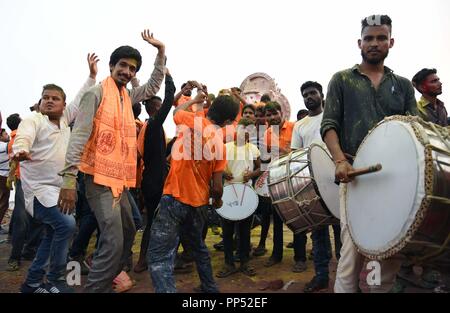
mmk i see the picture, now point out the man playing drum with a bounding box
[291,81,342,292]
[321,15,418,293]
[263,102,307,271]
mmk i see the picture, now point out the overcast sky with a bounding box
[1,0,449,137]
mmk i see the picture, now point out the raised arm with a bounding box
[64,53,99,124]
[173,89,207,115]
[154,68,176,125]
[130,30,166,104]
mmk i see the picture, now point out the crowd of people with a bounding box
[0,14,448,293]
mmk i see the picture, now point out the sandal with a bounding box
[216,264,238,278]
[240,263,256,276]
[7,260,20,272]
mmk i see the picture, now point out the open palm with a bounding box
[141,29,164,50]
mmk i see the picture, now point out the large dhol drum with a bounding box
[268,144,340,234]
[217,183,259,221]
[346,115,450,262]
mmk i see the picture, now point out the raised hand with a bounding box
[141,29,165,51]
[193,90,207,104]
[87,53,100,79]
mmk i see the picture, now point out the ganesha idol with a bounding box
[239,72,291,120]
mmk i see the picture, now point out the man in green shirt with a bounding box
[412,68,447,126]
[321,14,418,293]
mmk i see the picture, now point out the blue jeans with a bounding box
[311,226,332,280]
[25,198,76,286]
[126,189,143,230]
[148,195,218,293]
[9,180,45,261]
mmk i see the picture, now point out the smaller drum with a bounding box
[268,145,340,234]
[217,183,259,221]
[255,171,270,198]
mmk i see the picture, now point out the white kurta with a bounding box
[12,78,95,215]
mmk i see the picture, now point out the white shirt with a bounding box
[291,112,325,149]
[224,142,260,186]
[0,141,9,177]
[12,77,95,215]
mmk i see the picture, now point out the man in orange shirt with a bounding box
[148,91,240,293]
[263,101,295,156]
[262,102,307,271]
[173,82,193,107]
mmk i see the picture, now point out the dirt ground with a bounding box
[0,208,435,293]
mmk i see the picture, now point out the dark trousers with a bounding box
[139,192,162,260]
[0,175,10,225]
[9,179,44,261]
[69,173,98,259]
[272,207,306,262]
[255,196,271,248]
[222,215,252,266]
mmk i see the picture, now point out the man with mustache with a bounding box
[412,68,447,126]
[58,29,165,293]
[291,81,342,292]
[321,15,418,293]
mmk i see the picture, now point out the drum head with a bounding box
[346,120,425,256]
[255,171,270,197]
[217,183,259,221]
[309,144,340,219]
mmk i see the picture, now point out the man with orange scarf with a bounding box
[58,29,165,293]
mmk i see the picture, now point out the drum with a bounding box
[268,145,340,234]
[346,115,450,262]
[255,171,270,198]
[216,183,259,221]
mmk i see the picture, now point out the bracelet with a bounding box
[335,159,349,164]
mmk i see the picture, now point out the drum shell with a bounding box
[268,148,338,234]
[399,121,450,265]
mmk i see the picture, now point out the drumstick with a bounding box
[240,185,247,206]
[334,163,382,185]
[232,184,239,200]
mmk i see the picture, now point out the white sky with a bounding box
[1,0,449,137]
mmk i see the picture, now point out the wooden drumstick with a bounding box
[334,163,382,185]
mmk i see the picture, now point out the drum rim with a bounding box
[217,183,259,221]
[307,144,338,218]
[346,115,434,261]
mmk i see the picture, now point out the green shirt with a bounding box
[321,64,418,156]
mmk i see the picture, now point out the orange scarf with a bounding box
[79,76,137,197]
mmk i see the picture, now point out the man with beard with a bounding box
[321,15,418,293]
[291,81,342,292]
[412,68,447,126]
